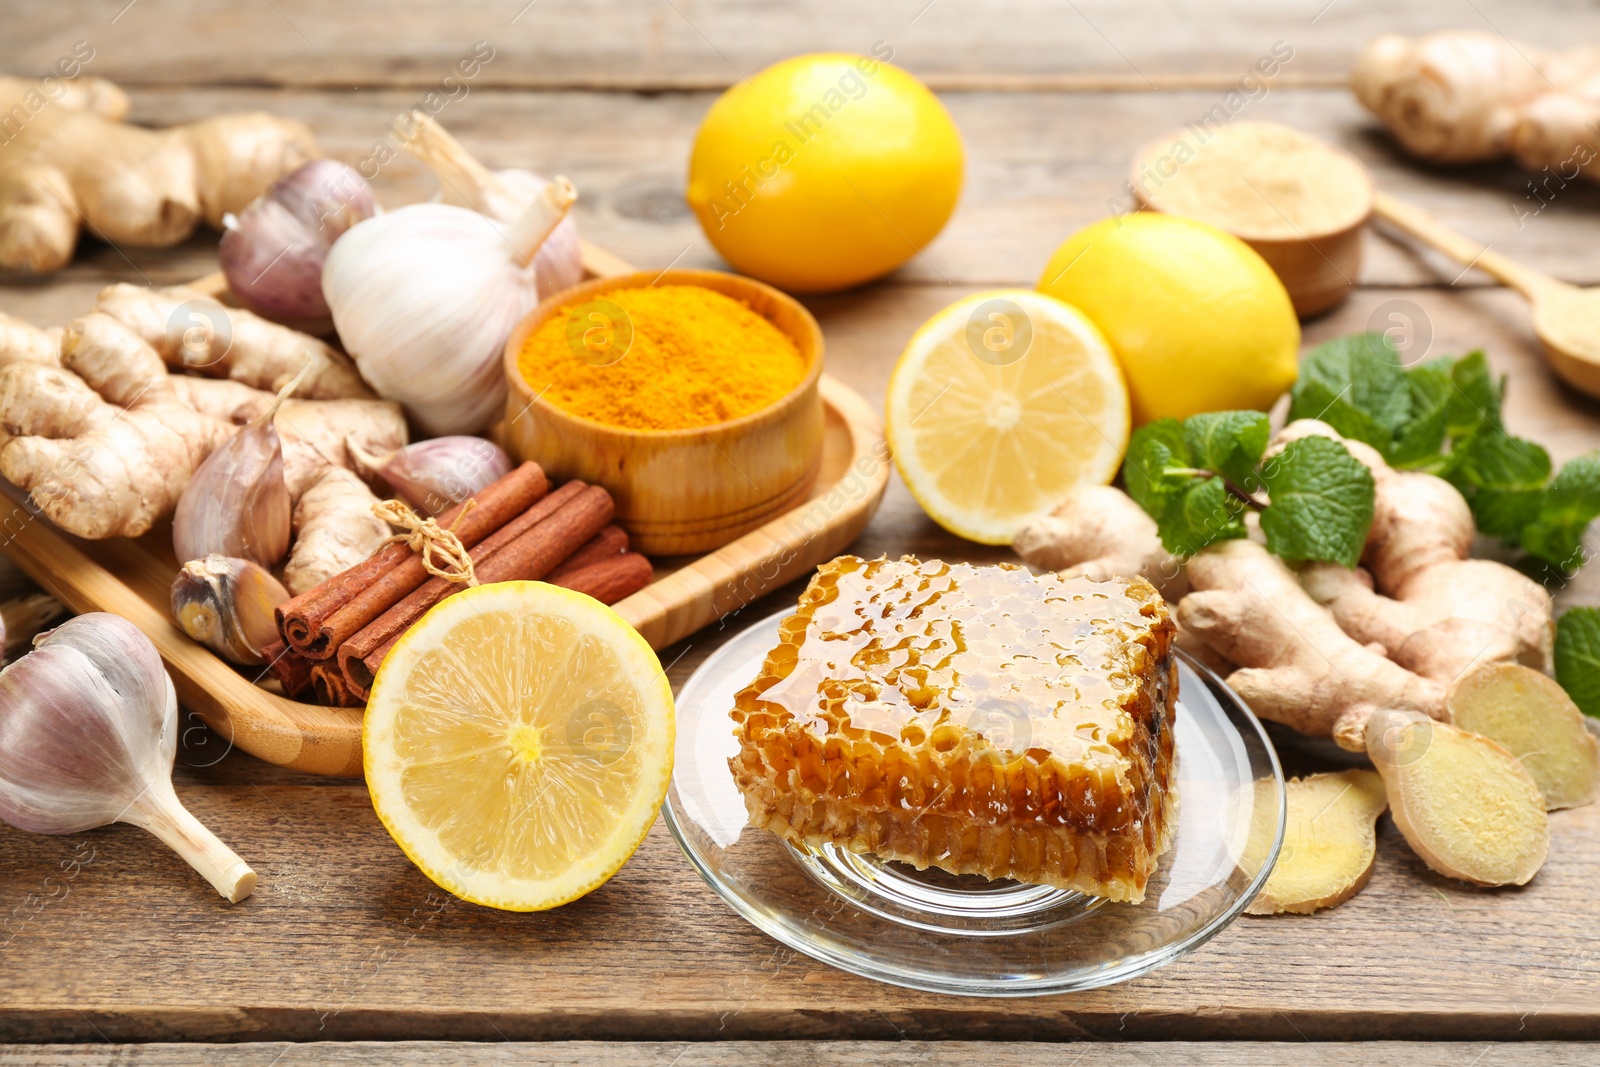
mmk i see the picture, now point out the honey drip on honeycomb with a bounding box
[729,556,1177,903]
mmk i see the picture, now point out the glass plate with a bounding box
[662,611,1286,997]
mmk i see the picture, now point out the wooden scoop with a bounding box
[1373,192,1600,398]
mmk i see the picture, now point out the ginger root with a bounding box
[1245,770,1388,916]
[1012,485,1185,596]
[1179,539,1445,750]
[1366,708,1549,886]
[1353,31,1600,177]
[0,309,404,571]
[167,376,403,499]
[0,78,318,273]
[283,466,389,595]
[1282,420,1553,683]
[0,313,235,537]
[0,76,129,123]
[0,312,60,368]
[96,284,372,400]
[1447,662,1600,811]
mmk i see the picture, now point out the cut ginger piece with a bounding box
[1245,770,1387,916]
[1447,663,1600,811]
[1365,709,1549,886]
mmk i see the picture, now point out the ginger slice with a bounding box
[1245,769,1388,916]
[1366,709,1549,886]
[1447,663,1600,811]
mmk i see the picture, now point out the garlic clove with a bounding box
[171,377,297,567]
[220,159,378,320]
[171,555,290,665]
[348,435,512,515]
[0,613,256,901]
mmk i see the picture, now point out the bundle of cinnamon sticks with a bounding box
[264,462,653,707]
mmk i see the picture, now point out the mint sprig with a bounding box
[1287,333,1600,573]
[1124,412,1373,565]
[1555,608,1600,717]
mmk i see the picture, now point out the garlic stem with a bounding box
[124,782,257,903]
[399,110,509,210]
[508,176,577,267]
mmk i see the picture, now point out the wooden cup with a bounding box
[501,269,826,556]
[1130,127,1374,318]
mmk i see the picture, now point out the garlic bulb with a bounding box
[172,374,296,567]
[349,435,512,515]
[322,178,576,436]
[171,555,289,665]
[220,159,378,320]
[399,113,584,297]
[0,613,256,901]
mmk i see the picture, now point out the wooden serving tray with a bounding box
[0,243,888,777]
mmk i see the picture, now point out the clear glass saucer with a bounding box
[662,611,1285,997]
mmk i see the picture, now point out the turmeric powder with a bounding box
[518,285,807,431]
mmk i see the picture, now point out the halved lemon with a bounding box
[363,582,674,911]
[885,289,1130,544]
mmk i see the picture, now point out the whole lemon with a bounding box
[1038,214,1300,424]
[687,53,964,293]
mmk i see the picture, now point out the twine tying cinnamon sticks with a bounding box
[372,498,479,587]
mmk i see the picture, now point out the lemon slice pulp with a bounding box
[363,582,675,911]
[885,289,1130,544]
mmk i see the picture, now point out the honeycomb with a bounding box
[728,555,1177,903]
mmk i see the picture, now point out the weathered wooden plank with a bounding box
[3,84,1595,320]
[0,752,1595,1043]
[1,1041,1597,1066]
[4,0,1598,90]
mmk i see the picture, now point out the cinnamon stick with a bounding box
[310,663,363,708]
[334,480,588,682]
[260,640,315,700]
[554,552,653,604]
[546,524,628,580]
[341,484,617,698]
[278,461,548,659]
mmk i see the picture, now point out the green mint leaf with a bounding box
[1389,358,1452,467]
[1446,350,1504,441]
[1184,410,1271,491]
[1447,431,1551,492]
[1124,419,1190,515]
[1260,435,1376,567]
[1555,607,1600,717]
[1471,487,1547,544]
[1286,333,1410,452]
[1157,476,1248,557]
[1520,452,1600,570]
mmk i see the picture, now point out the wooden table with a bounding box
[4,2,1600,1062]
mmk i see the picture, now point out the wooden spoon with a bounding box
[1372,192,1600,398]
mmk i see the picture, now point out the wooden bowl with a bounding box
[502,269,826,556]
[1130,122,1374,318]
